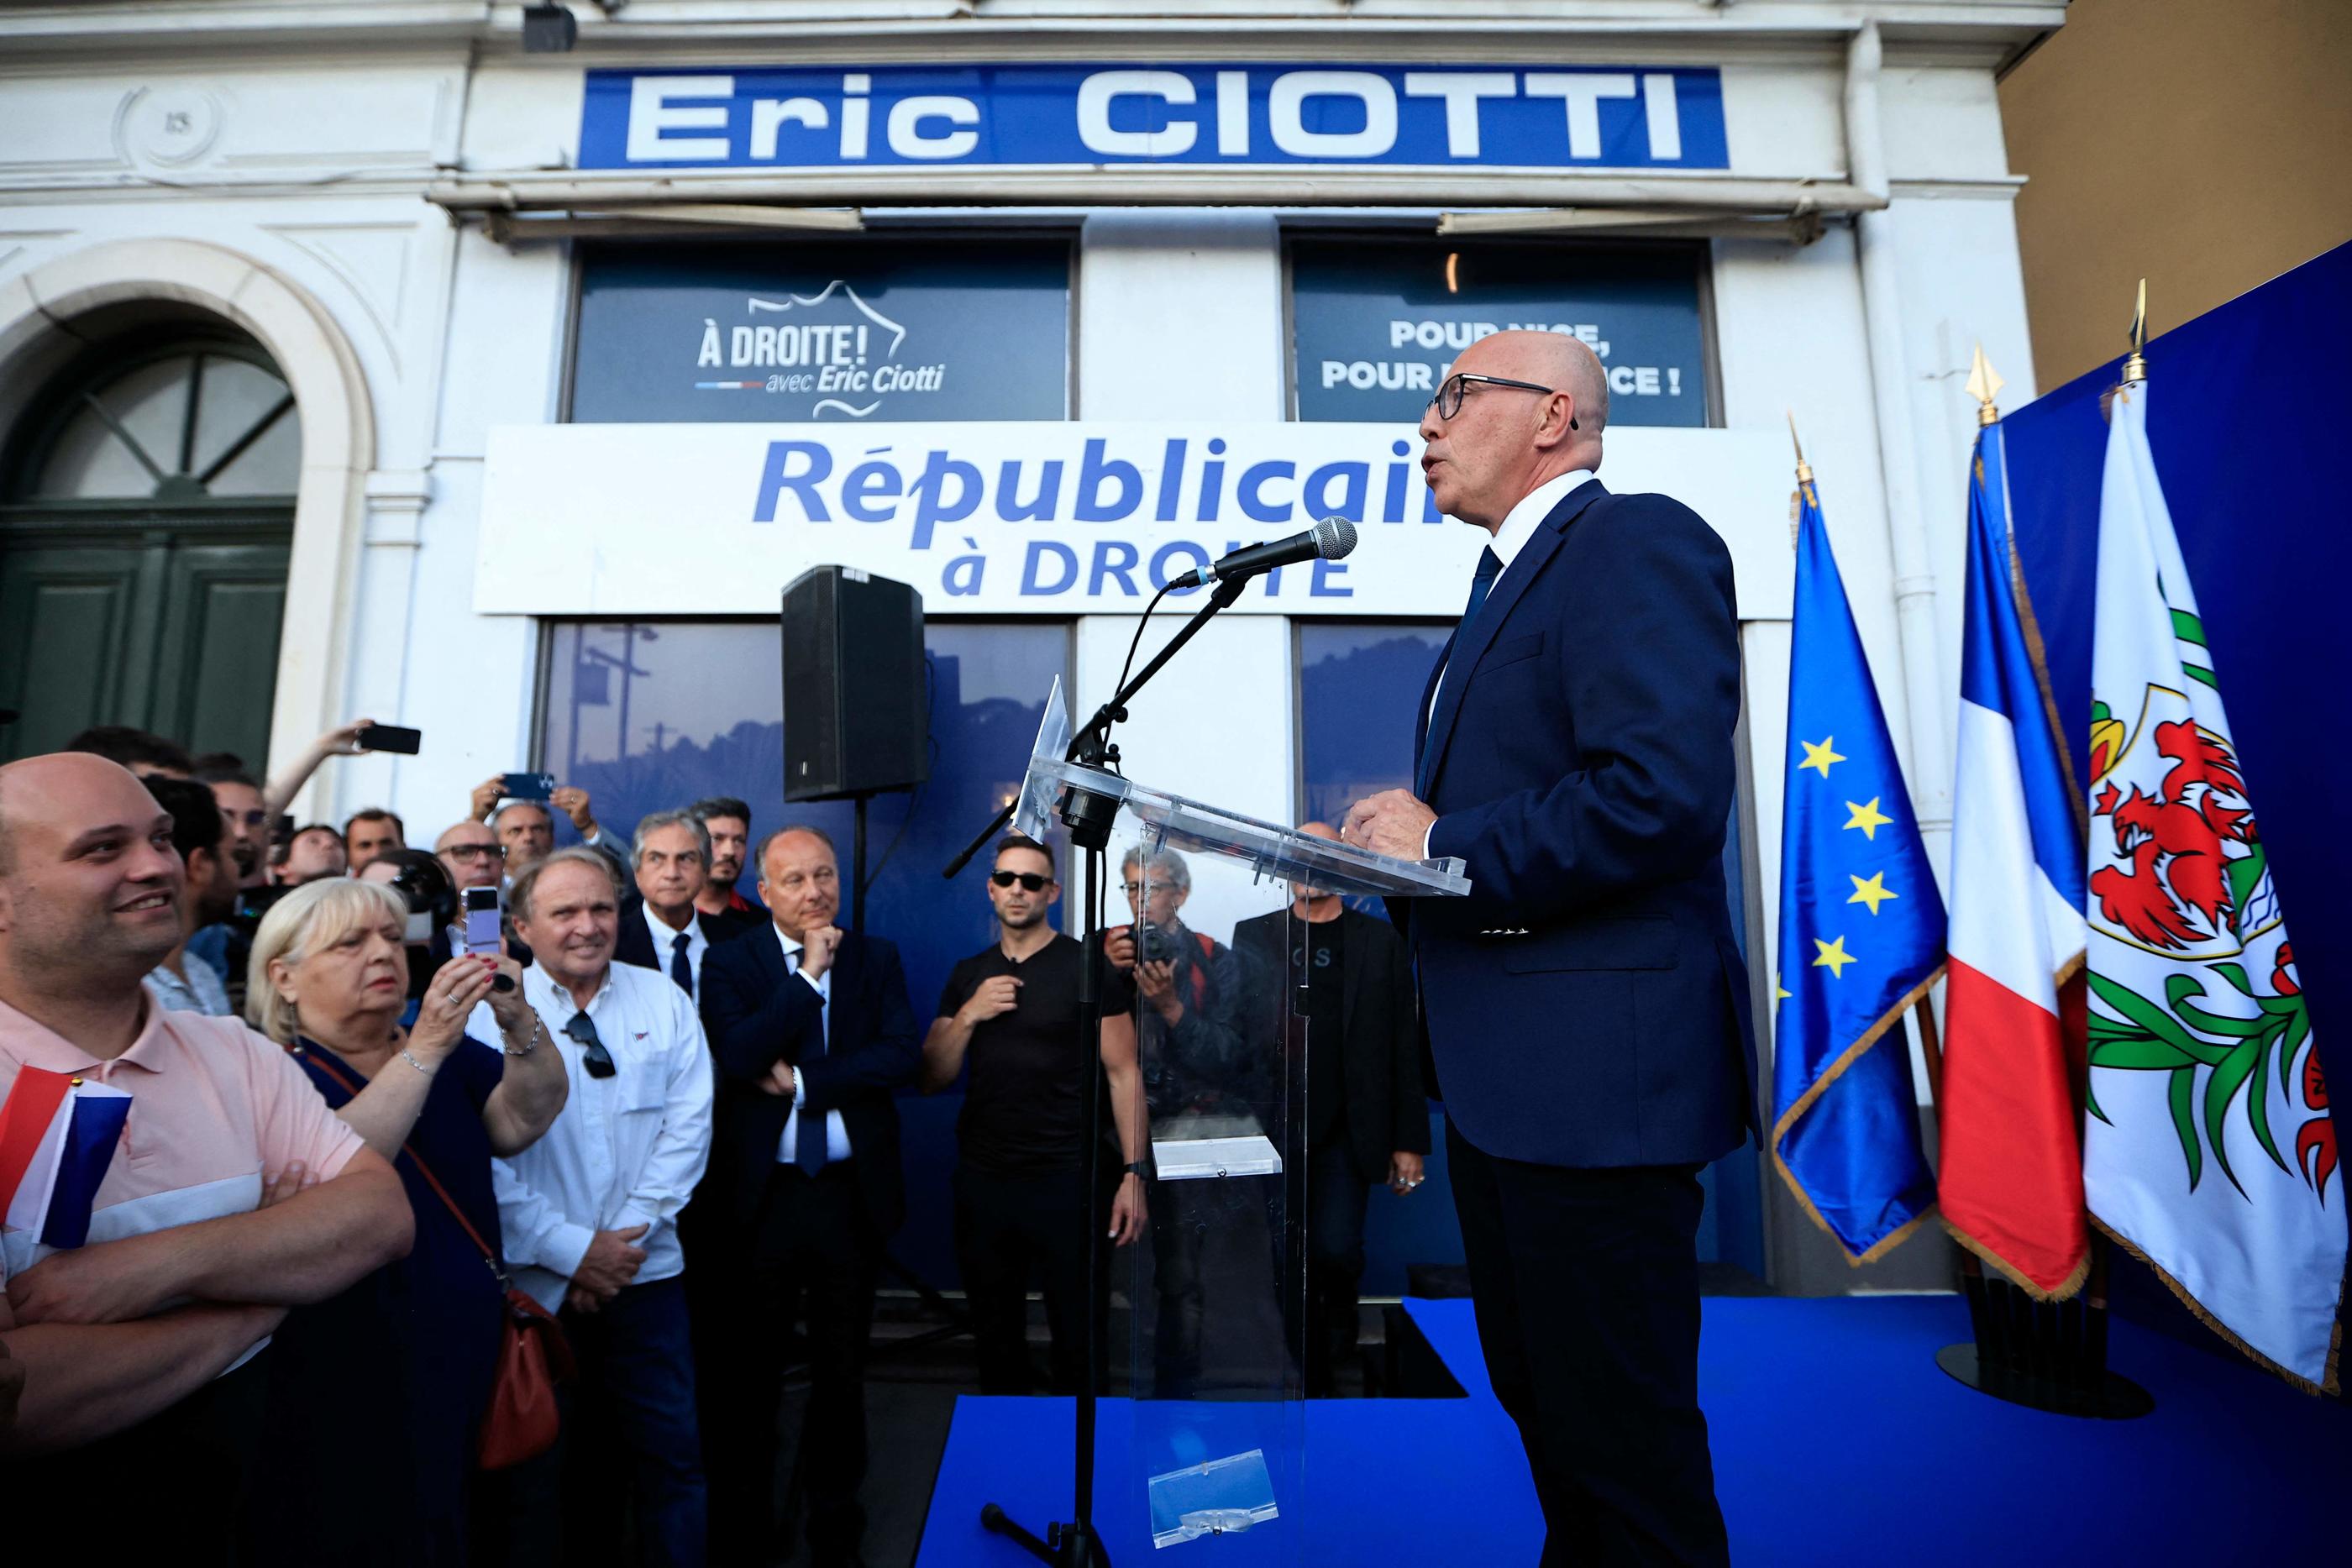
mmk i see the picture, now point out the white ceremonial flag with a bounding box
[2082,376,2344,1393]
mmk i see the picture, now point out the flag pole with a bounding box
[1929,340,2150,1419]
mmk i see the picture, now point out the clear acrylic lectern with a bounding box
[1016,680,1467,1558]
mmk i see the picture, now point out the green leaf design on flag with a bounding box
[2089,967,2313,1196]
[2089,973,2228,1063]
[2203,1046,2261,1195]
[2170,608,2208,648]
[2171,1067,2202,1192]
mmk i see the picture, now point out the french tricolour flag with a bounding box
[0,1065,133,1251]
[1935,422,2092,1299]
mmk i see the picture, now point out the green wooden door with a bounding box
[0,330,299,766]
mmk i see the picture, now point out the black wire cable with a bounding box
[1100,581,1176,768]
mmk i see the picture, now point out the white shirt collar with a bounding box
[773,923,803,959]
[526,960,610,1017]
[643,899,703,955]
[1488,469,1596,574]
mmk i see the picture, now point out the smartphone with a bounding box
[355,723,422,755]
[500,771,556,801]
[462,886,504,958]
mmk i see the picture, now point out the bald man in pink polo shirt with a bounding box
[0,754,412,1561]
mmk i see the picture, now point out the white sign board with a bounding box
[475,422,1794,618]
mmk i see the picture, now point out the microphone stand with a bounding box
[976,571,1249,1567]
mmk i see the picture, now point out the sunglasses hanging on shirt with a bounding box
[564,1011,617,1078]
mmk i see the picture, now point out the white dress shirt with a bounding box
[643,899,710,995]
[490,961,715,1312]
[774,925,854,1166]
[1423,468,1596,853]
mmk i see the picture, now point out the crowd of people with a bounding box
[0,721,1429,1568]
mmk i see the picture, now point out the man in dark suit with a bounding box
[1343,331,1757,1567]
[691,825,919,1568]
[612,809,760,997]
[1232,821,1428,1395]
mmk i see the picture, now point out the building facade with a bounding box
[0,0,2065,1295]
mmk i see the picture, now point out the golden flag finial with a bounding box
[2121,277,2149,384]
[1966,343,2005,427]
[1788,409,1814,485]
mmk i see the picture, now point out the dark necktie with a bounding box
[1461,544,1504,629]
[791,949,829,1175]
[1417,547,1505,796]
[669,930,693,997]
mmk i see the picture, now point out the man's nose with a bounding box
[1417,403,1444,443]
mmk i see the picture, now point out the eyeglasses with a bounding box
[446,843,506,861]
[564,1011,617,1078]
[990,870,1051,892]
[1428,372,1577,429]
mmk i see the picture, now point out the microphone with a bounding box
[1172,516,1357,590]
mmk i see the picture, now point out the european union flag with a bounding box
[1771,473,1946,1262]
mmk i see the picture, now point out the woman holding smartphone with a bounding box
[243,879,569,1566]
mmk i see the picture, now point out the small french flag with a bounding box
[0,1066,133,1250]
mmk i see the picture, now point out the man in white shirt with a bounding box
[489,846,713,1567]
[613,810,739,999]
[695,826,919,1568]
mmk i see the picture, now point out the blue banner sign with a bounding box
[570,244,1070,423]
[1291,240,1709,427]
[580,64,1728,171]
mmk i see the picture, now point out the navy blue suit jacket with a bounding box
[1402,479,1760,1169]
[696,926,920,1235]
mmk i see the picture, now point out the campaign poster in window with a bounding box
[570,242,1071,423]
[1290,240,1709,427]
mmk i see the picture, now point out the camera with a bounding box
[1139,925,1179,964]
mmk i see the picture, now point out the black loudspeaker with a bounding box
[780,566,929,801]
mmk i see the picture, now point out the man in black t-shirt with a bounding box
[1233,822,1429,1395]
[921,835,1146,1395]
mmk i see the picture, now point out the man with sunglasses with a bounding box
[1341,330,1756,1567]
[487,846,714,1566]
[919,836,1147,1397]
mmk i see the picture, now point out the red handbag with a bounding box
[294,1044,575,1470]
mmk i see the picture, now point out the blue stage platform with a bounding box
[918,1294,2350,1565]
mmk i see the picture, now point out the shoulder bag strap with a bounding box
[288,1041,509,1283]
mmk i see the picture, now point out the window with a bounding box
[538,617,1072,1014]
[568,239,1074,424]
[6,336,301,503]
[1297,620,1450,829]
[1289,237,1712,427]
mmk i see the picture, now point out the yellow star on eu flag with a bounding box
[1812,936,1856,978]
[1775,978,1792,1002]
[1847,871,1898,915]
[1843,797,1893,840]
[1799,737,1845,777]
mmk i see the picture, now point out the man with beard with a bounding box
[689,797,768,931]
[695,826,918,1568]
[1231,822,1428,1395]
[920,835,1146,1395]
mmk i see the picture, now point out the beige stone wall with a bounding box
[2000,0,2352,388]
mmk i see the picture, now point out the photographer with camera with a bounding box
[1100,845,1243,1399]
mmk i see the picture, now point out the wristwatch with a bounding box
[1124,1160,1147,1177]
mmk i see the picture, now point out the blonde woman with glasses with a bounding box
[243,878,567,1568]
